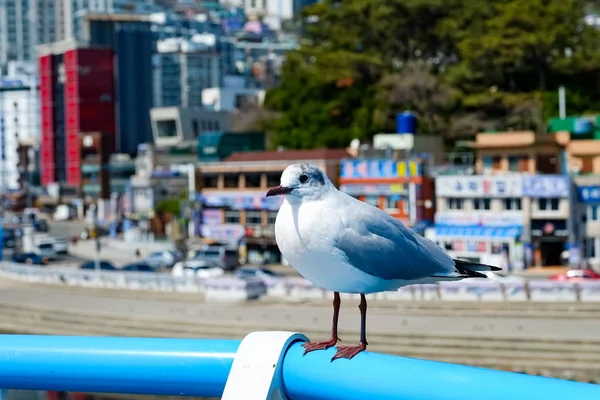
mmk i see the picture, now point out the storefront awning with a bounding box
[435,225,521,238]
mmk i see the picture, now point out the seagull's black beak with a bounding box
[266,186,293,197]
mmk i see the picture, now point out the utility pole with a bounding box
[92,203,100,271]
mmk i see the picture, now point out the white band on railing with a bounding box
[222,331,309,400]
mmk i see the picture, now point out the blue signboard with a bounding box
[522,175,569,198]
[578,186,600,203]
[199,193,282,211]
[340,159,421,179]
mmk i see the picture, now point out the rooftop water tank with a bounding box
[396,111,417,134]
[574,118,594,135]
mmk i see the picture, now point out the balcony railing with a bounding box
[0,333,599,400]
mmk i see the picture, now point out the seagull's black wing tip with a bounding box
[453,258,502,277]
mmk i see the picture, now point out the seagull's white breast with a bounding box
[274,198,398,294]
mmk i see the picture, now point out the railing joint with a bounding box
[222,331,308,400]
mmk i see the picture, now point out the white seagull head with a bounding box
[266,163,332,203]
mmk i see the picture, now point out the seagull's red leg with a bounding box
[303,291,341,354]
[332,293,368,360]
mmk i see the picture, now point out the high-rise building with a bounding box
[38,42,115,186]
[86,14,154,155]
[0,62,39,190]
[0,0,34,67]
[43,0,160,43]
[153,37,221,108]
[34,0,56,45]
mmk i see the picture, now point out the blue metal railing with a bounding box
[0,334,599,400]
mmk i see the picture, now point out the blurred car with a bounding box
[2,229,16,248]
[12,252,48,265]
[477,271,526,282]
[17,210,49,232]
[50,236,69,255]
[79,260,117,270]
[188,246,239,271]
[121,263,158,273]
[548,269,600,282]
[235,267,282,280]
[171,260,225,279]
[36,242,58,260]
[143,250,183,269]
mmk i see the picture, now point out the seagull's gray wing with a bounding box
[332,194,455,281]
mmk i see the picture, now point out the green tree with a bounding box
[264,0,600,145]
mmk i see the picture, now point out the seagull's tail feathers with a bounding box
[455,259,502,278]
[430,259,501,280]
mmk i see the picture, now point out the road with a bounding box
[0,279,599,342]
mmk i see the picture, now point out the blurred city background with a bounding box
[1,0,600,399]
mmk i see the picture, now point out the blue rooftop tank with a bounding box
[574,118,594,135]
[396,111,417,134]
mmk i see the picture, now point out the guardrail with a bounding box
[0,333,599,400]
[2,262,600,302]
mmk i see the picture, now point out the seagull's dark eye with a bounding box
[299,174,309,184]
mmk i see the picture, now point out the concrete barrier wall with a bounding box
[0,263,598,303]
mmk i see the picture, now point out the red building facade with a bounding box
[39,54,55,185]
[39,45,116,186]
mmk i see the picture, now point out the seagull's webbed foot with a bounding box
[302,337,340,355]
[331,343,367,361]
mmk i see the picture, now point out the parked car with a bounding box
[548,269,600,282]
[143,250,183,269]
[2,229,16,248]
[189,246,239,271]
[79,260,117,271]
[121,263,158,273]
[36,242,58,260]
[50,236,69,255]
[470,271,526,283]
[12,252,48,265]
[235,267,282,280]
[18,210,49,232]
[171,260,225,279]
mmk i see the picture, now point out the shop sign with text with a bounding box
[435,175,522,197]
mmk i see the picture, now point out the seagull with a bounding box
[266,163,501,361]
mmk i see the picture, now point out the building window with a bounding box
[266,173,280,187]
[223,173,238,188]
[267,211,278,225]
[224,210,240,224]
[202,174,218,188]
[473,198,491,210]
[588,205,599,221]
[491,242,502,254]
[503,198,522,210]
[244,174,261,188]
[365,196,379,207]
[482,156,493,170]
[383,196,398,212]
[192,120,199,137]
[508,156,519,172]
[585,238,596,258]
[246,211,262,225]
[539,198,560,211]
[447,198,464,210]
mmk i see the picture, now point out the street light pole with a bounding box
[92,203,100,272]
